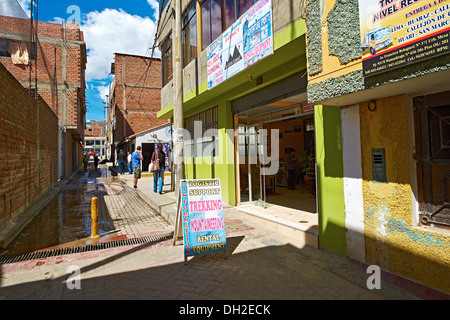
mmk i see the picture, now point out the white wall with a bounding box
[341,105,365,263]
[135,124,172,146]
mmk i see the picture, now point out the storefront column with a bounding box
[314,105,347,256]
[217,101,236,206]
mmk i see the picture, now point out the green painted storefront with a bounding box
[158,18,348,256]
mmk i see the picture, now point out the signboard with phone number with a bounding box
[359,0,450,76]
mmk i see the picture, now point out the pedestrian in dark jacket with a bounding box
[151,144,166,194]
[117,149,126,175]
[94,154,99,171]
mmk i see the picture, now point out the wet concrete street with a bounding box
[0,163,446,302]
[0,162,170,257]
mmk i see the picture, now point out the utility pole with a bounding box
[173,0,184,194]
[173,0,185,243]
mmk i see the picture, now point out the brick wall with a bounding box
[111,54,167,142]
[0,16,86,135]
[0,62,58,230]
[0,15,87,179]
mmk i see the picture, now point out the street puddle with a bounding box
[0,166,110,256]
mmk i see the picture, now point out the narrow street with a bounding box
[0,161,172,258]
[1,0,449,307]
[0,163,429,302]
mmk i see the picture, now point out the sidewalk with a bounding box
[117,169,320,249]
[0,166,447,301]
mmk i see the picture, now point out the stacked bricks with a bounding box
[0,62,58,230]
[111,54,168,141]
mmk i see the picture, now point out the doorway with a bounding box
[413,91,450,229]
[142,143,155,172]
[235,109,316,213]
[238,125,263,204]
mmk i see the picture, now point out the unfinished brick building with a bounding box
[0,14,87,178]
[109,53,168,155]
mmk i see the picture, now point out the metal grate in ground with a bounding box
[0,231,174,265]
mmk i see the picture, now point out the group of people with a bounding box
[117,144,166,194]
[82,153,99,171]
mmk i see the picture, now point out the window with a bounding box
[0,38,36,60]
[0,38,10,57]
[184,107,219,158]
[414,92,450,229]
[161,34,173,86]
[182,1,198,67]
[201,0,258,50]
[237,0,258,20]
[304,118,315,131]
[224,0,236,31]
[202,0,223,50]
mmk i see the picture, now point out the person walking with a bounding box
[286,148,297,190]
[117,149,126,175]
[131,146,143,191]
[151,144,166,194]
[94,154,99,171]
[127,151,132,174]
[83,152,89,171]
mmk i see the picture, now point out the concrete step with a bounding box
[236,205,319,249]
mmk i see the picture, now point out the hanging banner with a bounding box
[181,179,227,258]
[359,0,450,77]
[207,0,273,89]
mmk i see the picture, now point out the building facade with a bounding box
[0,15,87,178]
[84,120,106,157]
[109,53,168,159]
[305,0,450,294]
[158,0,309,206]
[118,123,173,173]
[158,0,450,295]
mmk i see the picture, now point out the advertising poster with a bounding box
[223,20,245,80]
[359,0,450,77]
[181,179,227,258]
[243,1,273,69]
[207,35,224,89]
[207,0,273,89]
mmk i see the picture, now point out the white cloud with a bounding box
[96,83,111,100]
[81,8,160,81]
[147,0,159,19]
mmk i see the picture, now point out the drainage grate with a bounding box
[0,231,174,265]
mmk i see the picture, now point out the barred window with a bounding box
[414,92,450,230]
[184,107,219,158]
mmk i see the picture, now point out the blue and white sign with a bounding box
[207,0,273,89]
[181,179,227,257]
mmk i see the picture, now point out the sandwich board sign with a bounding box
[180,179,227,258]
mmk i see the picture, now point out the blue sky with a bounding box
[19,0,160,121]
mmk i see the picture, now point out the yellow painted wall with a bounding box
[359,94,450,294]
